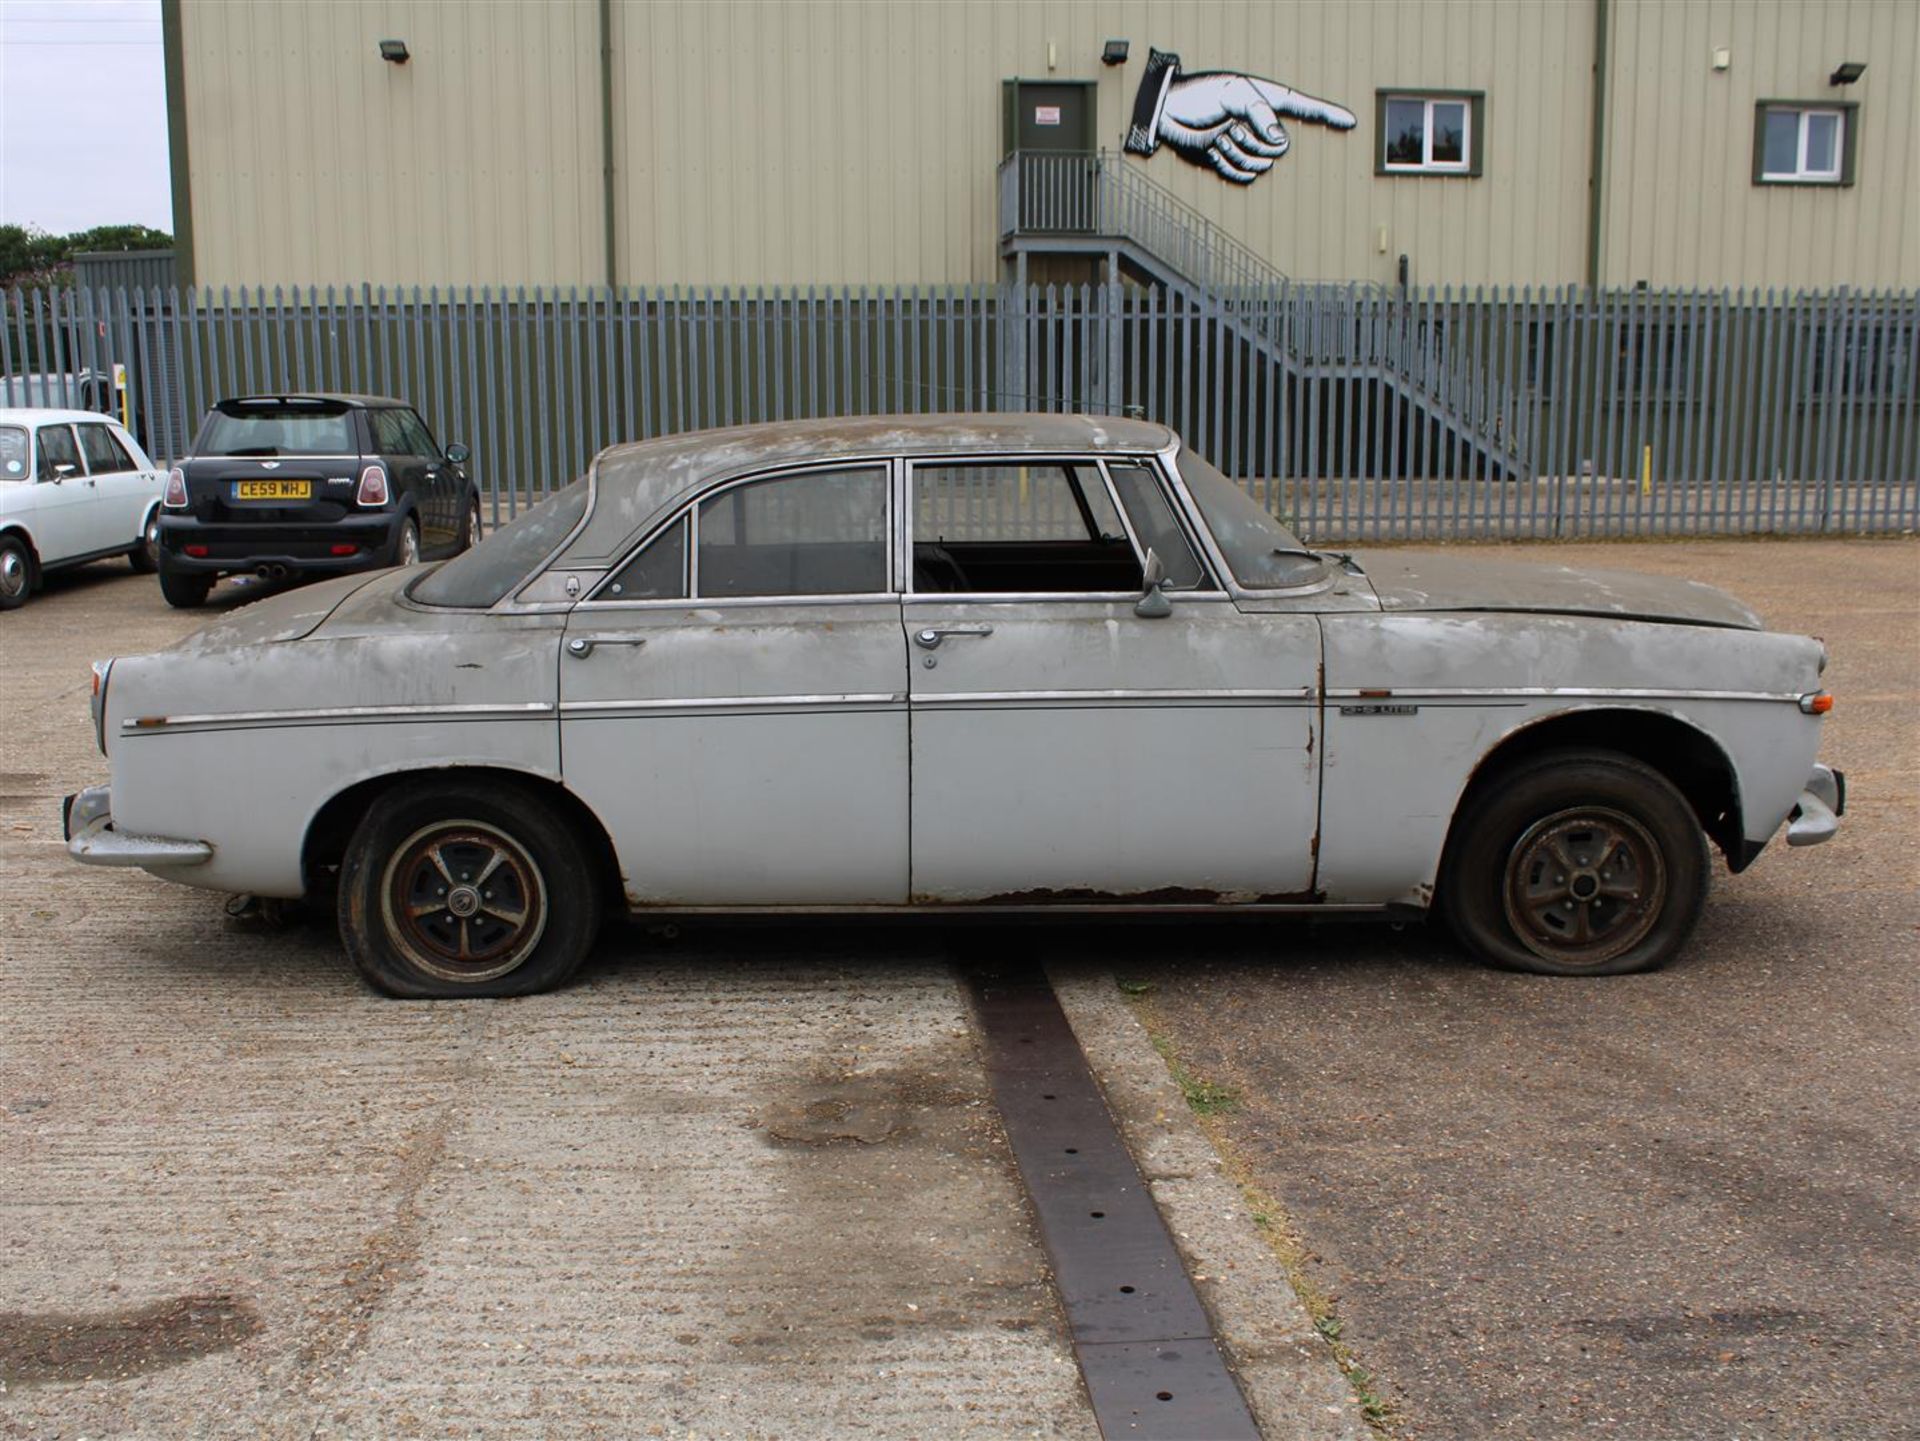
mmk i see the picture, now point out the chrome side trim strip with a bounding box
[125,701,556,731]
[1324,686,1801,703]
[913,687,1312,707]
[561,692,902,717]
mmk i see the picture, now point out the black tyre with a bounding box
[129,508,161,573]
[457,496,483,553]
[394,518,421,567]
[0,534,31,610]
[1438,749,1709,977]
[158,567,214,609]
[337,778,601,998]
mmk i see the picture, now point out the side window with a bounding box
[695,466,887,599]
[77,424,131,475]
[398,409,441,459]
[604,515,689,600]
[370,410,408,455]
[1107,464,1208,589]
[37,425,81,481]
[911,461,1141,595]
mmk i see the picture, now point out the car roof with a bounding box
[563,412,1178,565]
[0,407,125,427]
[214,393,408,410]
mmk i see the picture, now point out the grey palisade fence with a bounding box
[4,282,1914,542]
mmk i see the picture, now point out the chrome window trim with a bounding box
[574,590,904,612]
[902,451,1179,603]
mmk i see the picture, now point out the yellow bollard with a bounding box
[1641,444,1652,497]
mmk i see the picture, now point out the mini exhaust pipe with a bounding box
[256,564,290,580]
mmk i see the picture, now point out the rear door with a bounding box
[76,421,156,547]
[560,461,910,905]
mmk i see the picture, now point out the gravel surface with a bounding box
[1,568,1092,1436]
[1130,538,1920,1440]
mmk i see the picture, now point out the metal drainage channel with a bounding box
[967,958,1261,1440]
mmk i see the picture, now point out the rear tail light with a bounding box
[1799,692,1834,715]
[356,465,389,507]
[89,660,112,755]
[163,468,188,507]
[184,543,209,558]
[330,543,359,556]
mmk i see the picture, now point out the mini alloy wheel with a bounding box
[1502,806,1667,967]
[379,820,549,984]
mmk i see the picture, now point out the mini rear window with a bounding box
[198,402,356,457]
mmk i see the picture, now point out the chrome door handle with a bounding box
[567,635,647,659]
[913,625,994,650]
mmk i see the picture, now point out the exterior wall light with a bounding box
[379,39,410,65]
[1829,62,1865,85]
[1102,40,1130,67]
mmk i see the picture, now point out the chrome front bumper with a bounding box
[62,784,213,868]
[1786,764,1846,848]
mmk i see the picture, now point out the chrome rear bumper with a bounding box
[62,784,213,868]
[1786,764,1846,848]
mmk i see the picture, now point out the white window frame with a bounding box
[1761,106,1845,183]
[1382,94,1472,174]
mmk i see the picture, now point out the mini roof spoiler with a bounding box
[216,396,349,412]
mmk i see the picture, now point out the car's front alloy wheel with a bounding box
[459,499,482,552]
[338,779,600,997]
[1440,748,1709,977]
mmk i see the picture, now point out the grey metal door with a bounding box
[1005,79,1097,233]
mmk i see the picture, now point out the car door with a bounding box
[371,409,434,551]
[559,460,910,904]
[76,421,154,547]
[29,424,95,563]
[903,456,1322,903]
[396,408,454,552]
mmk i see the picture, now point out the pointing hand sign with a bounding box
[1125,48,1358,184]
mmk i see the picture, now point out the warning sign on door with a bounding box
[1034,105,1062,125]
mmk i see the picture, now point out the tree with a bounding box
[0,223,173,288]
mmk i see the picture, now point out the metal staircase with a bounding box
[997,150,1532,480]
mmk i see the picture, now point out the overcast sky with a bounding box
[1,0,171,234]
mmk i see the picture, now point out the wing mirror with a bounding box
[1134,548,1174,619]
[49,462,77,484]
[445,443,471,465]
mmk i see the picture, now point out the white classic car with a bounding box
[1,407,166,608]
[65,416,1843,997]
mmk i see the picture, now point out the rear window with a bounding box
[197,402,356,457]
[0,426,26,478]
[412,479,591,608]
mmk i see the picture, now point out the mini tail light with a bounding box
[163,467,188,507]
[356,465,389,507]
[1799,692,1834,715]
[184,543,209,558]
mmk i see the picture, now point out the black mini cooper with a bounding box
[155,393,481,607]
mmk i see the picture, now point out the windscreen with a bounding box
[197,402,355,457]
[1176,450,1325,589]
[412,478,592,608]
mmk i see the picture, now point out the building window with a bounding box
[1753,102,1858,186]
[1375,91,1485,176]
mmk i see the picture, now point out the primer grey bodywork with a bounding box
[71,414,1837,919]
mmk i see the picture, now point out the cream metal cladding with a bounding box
[172,0,1916,290]
[1599,0,1920,290]
[176,0,606,288]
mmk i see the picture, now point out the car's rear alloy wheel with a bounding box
[130,511,161,573]
[0,535,31,609]
[1440,748,1709,977]
[158,567,213,609]
[396,519,421,567]
[338,779,600,997]
[459,499,482,552]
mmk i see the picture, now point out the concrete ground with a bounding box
[1126,537,1920,1439]
[3,538,1911,1438]
[0,570,1094,1435]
